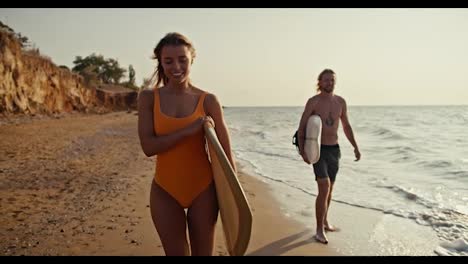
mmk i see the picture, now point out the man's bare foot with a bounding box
[324,224,340,232]
[313,232,328,244]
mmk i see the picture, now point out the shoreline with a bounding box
[0,111,441,256]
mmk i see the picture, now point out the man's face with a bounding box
[319,73,336,94]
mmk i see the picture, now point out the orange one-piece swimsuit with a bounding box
[152,88,213,208]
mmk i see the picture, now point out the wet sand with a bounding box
[0,111,439,256]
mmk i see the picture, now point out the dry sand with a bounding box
[0,111,439,256]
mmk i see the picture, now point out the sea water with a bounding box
[224,105,468,256]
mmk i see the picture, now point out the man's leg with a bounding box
[324,146,340,232]
[315,178,330,244]
[324,182,338,232]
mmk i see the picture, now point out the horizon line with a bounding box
[223,104,468,108]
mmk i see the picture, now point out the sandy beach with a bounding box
[0,111,439,256]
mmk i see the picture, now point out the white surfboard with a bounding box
[203,123,253,256]
[304,115,322,164]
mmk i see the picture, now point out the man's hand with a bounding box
[301,150,311,164]
[354,148,361,161]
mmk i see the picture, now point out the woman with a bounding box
[137,32,236,256]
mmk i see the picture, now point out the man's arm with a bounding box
[298,98,315,164]
[340,98,361,161]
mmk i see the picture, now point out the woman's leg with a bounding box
[150,181,190,256]
[186,182,219,256]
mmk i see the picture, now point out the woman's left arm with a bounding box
[204,93,237,172]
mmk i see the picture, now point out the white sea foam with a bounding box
[225,105,468,256]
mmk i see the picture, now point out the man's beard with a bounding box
[323,86,334,93]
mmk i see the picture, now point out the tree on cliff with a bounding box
[1,20,31,48]
[128,64,136,86]
[118,64,139,90]
[72,54,126,85]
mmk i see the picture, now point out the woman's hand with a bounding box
[188,116,215,135]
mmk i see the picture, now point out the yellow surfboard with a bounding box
[204,123,253,256]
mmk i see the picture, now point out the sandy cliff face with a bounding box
[96,84,138,111]
[0,28,134,115]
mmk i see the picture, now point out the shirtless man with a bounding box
[297,69,361,244]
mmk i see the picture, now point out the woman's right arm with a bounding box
[137,90,205,157]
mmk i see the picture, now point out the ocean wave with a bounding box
[239,161,468,256]
[372,127,405,140]
[378,184,437,209]
[236,129,268,140]
[416,159,454,169]
[391,155,412,163]
[239,149,298,162]
[228,125,241,132]
[373,184,468,255]
[448,170,468,178]
[435,238,468,256]
[227,105,468,256]
[385,145,418,154]
[385,145,418,163]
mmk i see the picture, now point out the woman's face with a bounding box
[160,45,192,85]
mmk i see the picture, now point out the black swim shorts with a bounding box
[313,144,341,182]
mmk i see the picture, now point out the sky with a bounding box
[1,8,468,107]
